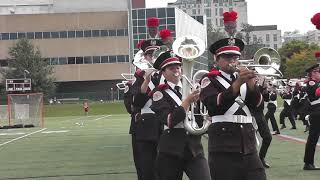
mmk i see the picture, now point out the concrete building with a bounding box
[306,30,320,45]
[283,32,307,45]
[172,0,248,32]
[248,25,282,50]
[0,1,207,100]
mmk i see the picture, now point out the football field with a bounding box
[0,104,319,180]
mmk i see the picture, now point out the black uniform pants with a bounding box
[131,135,143,180]
[265,107,280,132]
[280,108,296,128]
[254,112,272,160]
[156,147,211,180]
[304,125,320,164]
[209,152,266,180]
[132,136,158,180]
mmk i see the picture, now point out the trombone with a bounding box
[231,47,283,78]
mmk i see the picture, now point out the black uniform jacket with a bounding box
[305,80,320,129]
[200,69,263,154]
[131,70,162,141]
[280,90,293,109]
[150,83,205,158]
[263,90,277,109]
[123,81,136,134]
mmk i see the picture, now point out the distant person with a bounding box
[83,101,89,116]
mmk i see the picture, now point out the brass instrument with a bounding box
[172,35,211,135]
[231,47,283,77]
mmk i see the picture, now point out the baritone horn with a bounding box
[172,35,211,135]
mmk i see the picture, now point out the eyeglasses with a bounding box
[220,54,240,61]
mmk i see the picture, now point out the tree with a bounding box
[278,40,319,77]
[1,38,56,96]
[206,26,227,68]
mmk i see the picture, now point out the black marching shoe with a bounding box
[303,163,320,170]
[290,126,297,130]
[272,131,280,135]
[261,159,270,168]
[304,126,309,133]
[280,125,286,129]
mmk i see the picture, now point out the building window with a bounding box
[273,34,277,41]
[59,57,67,65]
[51,32,59,38]
[76,57,84,64]
[101,56,108,63]
[51,58,59,65]
[93,56,101,64]
[205,9,211,17]
[167,8,175,17]
[76,30,84,38]
[138,9,146,19]
[26,32,35,39]
[266,34,270,42]
[219,18,223,27]
[109,56,117,63]
[84,30,92,37]
[219,8,223,16]
[253,35,257,42]
[92,30,100,37]
[10,33,17,40]
[167,17,175,24]
[43,32,50,38]
[192,9,196,14]
[274,44,278,50]
[101,30,108,36]
[68,31,75,38]
[146,8,157,17]
[60,31,67,38]
[67,57,76,64]
[18,32,26,39]
[157,8,166,18]
[117,29,125,36]
[35,32,42,39]
[1,33,9,40]
[84,56,92,64]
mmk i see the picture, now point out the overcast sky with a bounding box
[146,0,320,34]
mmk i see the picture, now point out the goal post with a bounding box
[7,93,44,128]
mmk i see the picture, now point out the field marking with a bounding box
[93,115,112,121]
[41,130,70,134]
[0,128,47,147]
[0,132,26,136]
[276,134,320,147]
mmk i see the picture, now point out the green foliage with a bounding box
[1,38,56,96]
[278,40,320,78]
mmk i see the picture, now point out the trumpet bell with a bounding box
[172,35,205,60]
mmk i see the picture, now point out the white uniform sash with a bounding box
[164,88,184,129]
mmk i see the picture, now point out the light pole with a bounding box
[110,87,114,101]
[24,69,30,79]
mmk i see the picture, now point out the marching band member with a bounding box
[303,52,320,170]
[252,77,273,169]
[131,39,164,180]
[146,17,160,39]
[264,81,280,135]
[200,38,266,180]
[279,85,296,129]
[150,51,211,180]
[159,29,174,49]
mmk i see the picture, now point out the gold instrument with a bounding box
[172,35,211,135]
[231,47,283,77]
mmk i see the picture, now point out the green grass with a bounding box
[44,101,126,117]
[0,104,320,180]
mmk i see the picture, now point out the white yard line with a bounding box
[277,134,320,147]
[0,128,47,147]
[41,130,69,134]
[0,132,26,136]
[93,115,112,121]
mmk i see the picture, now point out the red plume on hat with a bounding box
[136,39,145,49]
[159,29,172,40]
[223,11,238,36]
[147,17,160,28]
[311,13,320,30]
[315,51,320,61]
[223,11,238,23]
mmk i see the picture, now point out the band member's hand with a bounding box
[143,69,156,81]
[237,67,256,84]
[181,90,200,111]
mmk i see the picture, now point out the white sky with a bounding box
[146,0,320,34]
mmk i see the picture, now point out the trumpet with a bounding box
[116,81,129,90]
[173,35,210,135]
